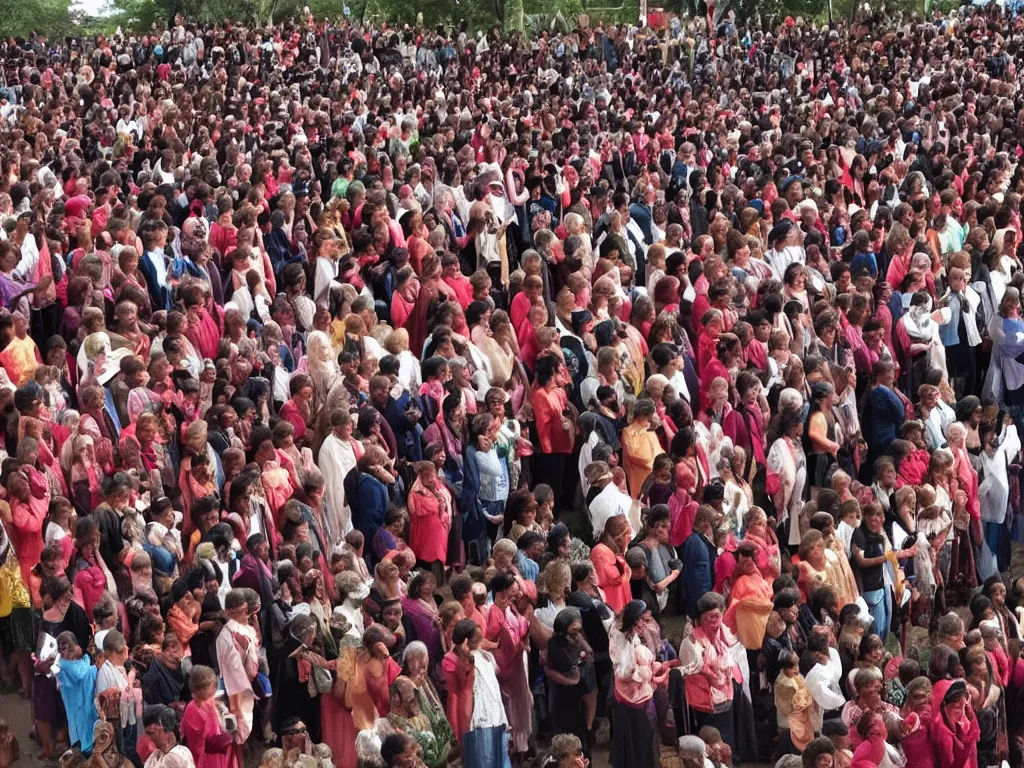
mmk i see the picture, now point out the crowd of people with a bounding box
[3,4,1024,768]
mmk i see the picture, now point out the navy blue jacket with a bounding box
[680,530,717,619]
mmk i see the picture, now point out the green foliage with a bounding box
[1,0,79,39]
[16,0,639,39]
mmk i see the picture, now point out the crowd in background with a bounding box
[3,4,1024,768]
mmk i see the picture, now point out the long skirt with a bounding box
[463,725,511,768]
[320,693,355,768]
[500,658,533,753]
[731,681,759,764]
[610,698,656,768]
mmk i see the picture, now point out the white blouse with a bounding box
[470,650,508,730]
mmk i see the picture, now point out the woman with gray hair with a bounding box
[401,641,455,766]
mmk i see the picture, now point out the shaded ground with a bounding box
[0,692,46,768]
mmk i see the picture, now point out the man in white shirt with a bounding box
[804,631,846,732]
[588,462,635,538]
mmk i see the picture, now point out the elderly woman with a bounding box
[679,592,737,746]
[840,667,900,749]
[401,641,455,760]
[766,409,808,549]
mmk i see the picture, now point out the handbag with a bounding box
[307,664,333,697]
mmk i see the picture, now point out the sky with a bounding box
[75,0,113,18]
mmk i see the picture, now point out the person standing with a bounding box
[608,600,670,768]
[442,619,511,768]
[142,705,196,768]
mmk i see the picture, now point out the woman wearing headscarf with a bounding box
[608,600,670,768]
[545,607,596,758]
[928,679,981,768]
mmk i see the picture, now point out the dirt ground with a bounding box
[0,692,47,768]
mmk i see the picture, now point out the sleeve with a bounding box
[484,603,504,644]
[546,640,574,675]
[683,536,711,587]
[776,678,797,716]
[806,669,847,711]
[887,390,906,427]
[441,651,474,736]
[11,499,44,532]
[590,545,624,590]
[676,636,706,676]
[532,389,557,454]
[929,723,955,768]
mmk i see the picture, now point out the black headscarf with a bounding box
[553,607,582,637]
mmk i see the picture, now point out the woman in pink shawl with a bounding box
[182,284,222,361]
[68,517,113,620]
[742,507,782,581]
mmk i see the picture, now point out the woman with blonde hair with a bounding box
[384,327,422,394]
[304,330,339,416]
